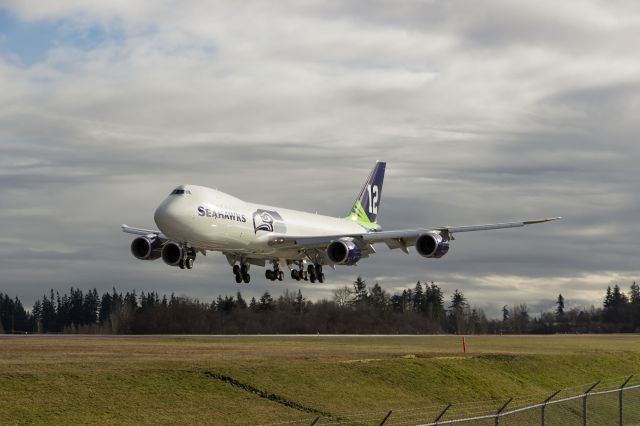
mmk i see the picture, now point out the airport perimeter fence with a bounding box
[261,376,640,426]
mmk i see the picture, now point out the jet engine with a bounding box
[161,242,195,267]
[130,236,162,261]
[415,232,450,258]
[326,238,362,265]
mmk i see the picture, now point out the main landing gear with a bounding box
[232,263,250,283]
[290,263,324,283]
[308,264,324,283]
[265,261,284,282]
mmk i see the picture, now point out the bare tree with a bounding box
[332,286,354,308]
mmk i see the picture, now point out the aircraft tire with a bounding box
[309,272,316,283]
[233,265,240,275]
[241,264,248,275]
[265,270,272,280]
[278,271,284,281]
[186,258,194,269]
[291,270,299,280]
[242,273,250,283]
[235,273,242,283]
[179,259,185,269]
[318,273,324,283]
[315,265,323,275]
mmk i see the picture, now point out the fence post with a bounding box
[582,381,600,426]
[433,404,452,425]
[619,375,633,426]
[540,390,561,426]
[494,398,512,426]
[378,410,392,426]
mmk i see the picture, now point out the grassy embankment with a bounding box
[1,335,639,425]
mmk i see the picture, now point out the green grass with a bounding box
[1,335,639,425]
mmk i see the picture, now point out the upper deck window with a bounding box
[170,189,191,195]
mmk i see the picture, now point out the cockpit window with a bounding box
[170,189,191,195]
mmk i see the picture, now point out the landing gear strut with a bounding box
[265,261,284,282]
[179,245,195,270]
[233,263,250,283]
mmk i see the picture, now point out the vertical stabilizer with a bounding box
[347,161,386,229]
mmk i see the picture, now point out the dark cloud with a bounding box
[0,1,639,316]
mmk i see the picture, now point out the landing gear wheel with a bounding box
[235,273,242,283]
[179,259,185,269]
[266,270,273,280]
[309,272,316,283]
[241,264,248,275]
[242,273,250,283]
[318,273,325,283]
[278,271,284,281]
[291,270,299,280]
[233,265,240,275]
[315,264,323,275]
[186,258,194,269]
[307,264,315,274]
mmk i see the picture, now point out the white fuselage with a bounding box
[153,185,365,260]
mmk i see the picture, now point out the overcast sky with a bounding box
[1,1,639,316]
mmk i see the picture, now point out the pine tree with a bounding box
[448,289,467,334]
[353,276,368,304]
[294,290,306,314]
[236,292,248,309]
[425,282,444,322]
[98,293,112,325]
[258,292,274,311]
[555,294,566,332]
[413,282,424,313]
[368,283,388,310]
[629,282,640,305]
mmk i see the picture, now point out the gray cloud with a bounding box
[0,1,639,317]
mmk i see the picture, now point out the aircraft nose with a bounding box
[154,199,183,232]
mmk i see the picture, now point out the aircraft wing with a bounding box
[268,217,562,251]
[121,224,164,237]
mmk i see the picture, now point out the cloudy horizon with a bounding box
[1,1,639,317]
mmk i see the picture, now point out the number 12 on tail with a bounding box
[367,184,379,215]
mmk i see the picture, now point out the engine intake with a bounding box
[327,239,362,265]
[416,232,450,258]
[161,242,195,267]
[130,236,162,261]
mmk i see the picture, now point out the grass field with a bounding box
[1,335,640,425]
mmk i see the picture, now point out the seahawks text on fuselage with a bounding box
[197,206,246,222]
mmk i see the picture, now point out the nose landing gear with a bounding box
[179,245,196,270]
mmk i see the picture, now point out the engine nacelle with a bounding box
[415,232,450,258]
[130,236,162,261]
[326,238,362,265]
[161,242,195,267]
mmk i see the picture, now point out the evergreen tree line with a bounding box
[1,280,639,334]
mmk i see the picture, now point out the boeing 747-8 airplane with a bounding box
[122,161,560,283]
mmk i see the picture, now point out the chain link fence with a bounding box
[260,376,640,426]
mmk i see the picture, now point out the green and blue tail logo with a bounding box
[347,161,386,230]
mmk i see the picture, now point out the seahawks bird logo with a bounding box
[252,209,284,234]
